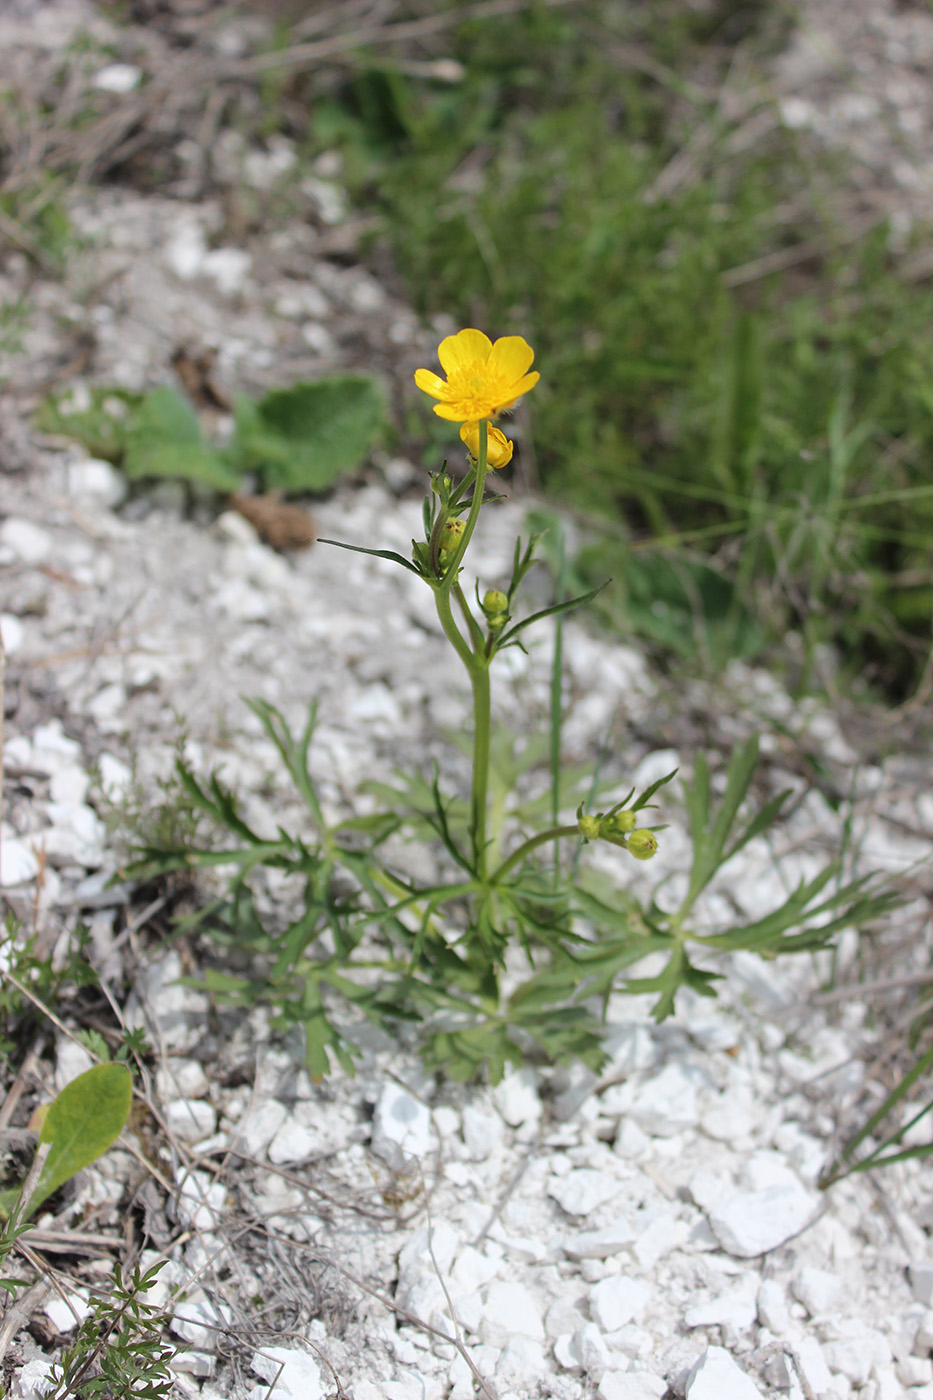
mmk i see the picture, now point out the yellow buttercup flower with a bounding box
[460,421,514,470]
[414,328,539,422]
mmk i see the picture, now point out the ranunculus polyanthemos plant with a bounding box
[128,330,899,1084]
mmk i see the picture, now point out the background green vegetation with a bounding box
[307,0,933,698]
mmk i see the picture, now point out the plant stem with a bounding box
[470,663,491,875]
[433,422,491,875]
[489,824,581,884]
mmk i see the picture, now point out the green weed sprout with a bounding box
[126,329,899,1084]
[44,1261,177,1400]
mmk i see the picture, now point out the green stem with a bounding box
[470,664,491,874]
[433,423,491,876]
[434,587,474,673]
[454,582,485,651]
[443,421,488,579]
[489,824,581,884]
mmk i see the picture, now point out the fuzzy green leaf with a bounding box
[234,375,385,492]
[123,387,240,489]
[0,1064,132,1220]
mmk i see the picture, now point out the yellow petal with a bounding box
[495,371,540,410]
[414,368,449,399]
[433,402,469,421]
[438,328,492,374]
[487,335,535,383]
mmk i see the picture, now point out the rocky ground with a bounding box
[2,3,933,1400]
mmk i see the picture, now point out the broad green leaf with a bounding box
[123,387,240,490]
[0,1064,132,1219]
[36,386,142,462]
[234,375,386,492]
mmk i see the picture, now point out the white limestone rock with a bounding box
[790,1336,833,1396]
[792,1266,843,1316]
[93,63,141,92]
[479,1281,545,1347]
[165,1098,217,1143]
[549,1169,624,1217]
[156,1058,210,1101]
[598,1372,666,1400]
[54,1036,95,1090]
[371,1081,433,1163]
[492,1067,541,1128]
[495,1335,550,1388]
[706,1180,820,1258]
[268,1116,319,1165]
[756,1279,790,1334]
[44,1289,91,1331]
[250,1345,323,1400]
[0,517,53,563]
[171,1297,232,1351]
[627,1063,704,1137]
[822,1330,891,1385]
[450,1245,499,1295]
[684,1287,757,1333]
[632,1211,682,1269]
[910,1263,933,1307]
[462,1105,503,1159]
[572,1322,613,1380]
[564,1221,636,1260]
[11,1357,55,1400]
[67,457,128,509]
[128,951,210,1052]
[176,1171,227,1232]
[685,1346,765,1400]
[590,1277,651,1333]
[231,1100,289,1159]
[0,614,25,654]
[43,801,105,867]
[0,837,40,886]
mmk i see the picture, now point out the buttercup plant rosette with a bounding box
[129,328,901,1084]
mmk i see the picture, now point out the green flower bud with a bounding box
[578,814,600,841]
[626,828,658,861]
[438,517,466,553]
[603,809,637,837]
[412,540,432,571]
[482,589,508,616]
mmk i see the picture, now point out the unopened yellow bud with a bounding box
[578,814,600,841]
[460,421,514,470]
[626,829,658,861]
[482,589,508,616]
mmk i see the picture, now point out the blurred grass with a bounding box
[305,0,933,698]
